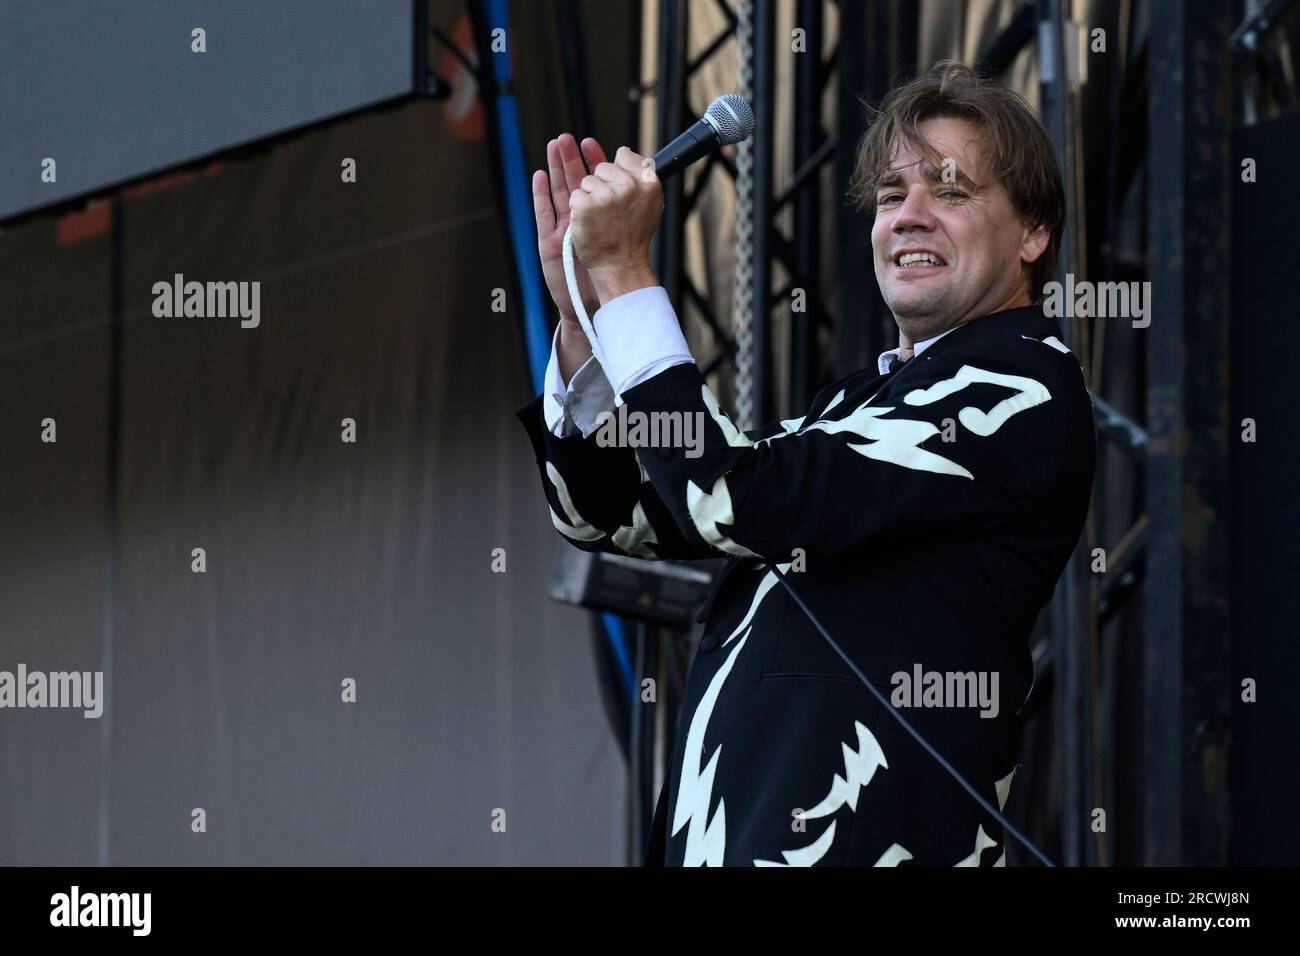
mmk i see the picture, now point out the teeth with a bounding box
[898,252,943,266]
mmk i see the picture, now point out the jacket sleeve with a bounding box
[516,391,804,561]
[616,341,1087,562]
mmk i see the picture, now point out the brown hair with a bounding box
[847,60,1065,302]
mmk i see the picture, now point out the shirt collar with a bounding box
[876,326,958,374]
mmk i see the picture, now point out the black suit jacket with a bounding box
[516,304,1095,866]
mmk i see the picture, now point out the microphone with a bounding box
[648,93,755,180]
[558,94,753,402]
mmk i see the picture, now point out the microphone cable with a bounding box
[764,560,1057,867]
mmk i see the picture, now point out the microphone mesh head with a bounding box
[705,93,756,145]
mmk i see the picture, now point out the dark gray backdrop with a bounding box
[0,0,637,865]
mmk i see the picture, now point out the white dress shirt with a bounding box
[542,285,956,438]
[874,326,958,373]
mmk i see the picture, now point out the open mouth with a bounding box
[892,250,948,270]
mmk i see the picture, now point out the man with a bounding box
[516,62,1095,866]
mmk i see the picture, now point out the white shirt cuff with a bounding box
[591,285,694,397]
[542,323,618,438]
[542,287,696,439]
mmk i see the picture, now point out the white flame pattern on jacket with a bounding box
[682,366,1051,558]
[754,720,888,867]
[672,565,787,865]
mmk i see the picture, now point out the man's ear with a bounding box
[1020,220,1050,267]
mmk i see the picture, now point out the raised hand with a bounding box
[532,133,605,323]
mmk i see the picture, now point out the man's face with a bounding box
[870,116,1047,343]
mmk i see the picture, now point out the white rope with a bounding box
[561,224,623,406]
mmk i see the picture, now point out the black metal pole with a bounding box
[1145,0,1233,867]
[790,0,823,413]
[629,621,658,863]
[652,0,685,303]
[1033,0,1087,869]
[835,0,873,378]
[555,0,596,139]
